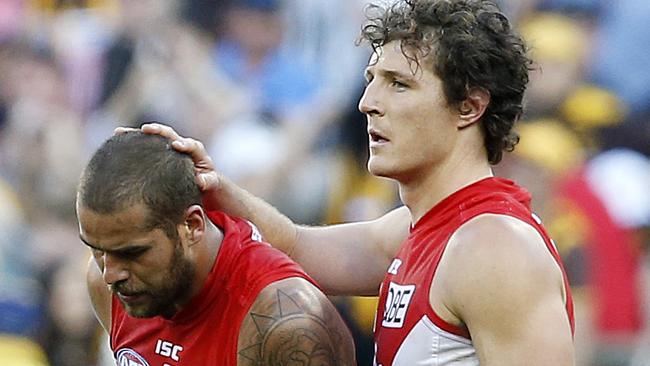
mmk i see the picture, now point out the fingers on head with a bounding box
[136,123,207,157]
[140,123,182,141]
[113,127,138,135]
[173,138,205,154]
[192,139,205,152]
[171,139,190,151]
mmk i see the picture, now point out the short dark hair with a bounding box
[78,131,201,238]
[360,0,532,164]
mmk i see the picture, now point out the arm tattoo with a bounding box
[238,288,349,365]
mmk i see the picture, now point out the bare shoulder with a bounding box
[439,213,565,311]
[435,213,573,364]
[237,277,356,366]
[444,213,564,286]
[86,257,112,333]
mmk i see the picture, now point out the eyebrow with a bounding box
[79,235,151,254]
[364,67,415,82]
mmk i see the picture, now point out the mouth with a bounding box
[113,286,147,304]
[117,291,147,305]
[368,129,389,144]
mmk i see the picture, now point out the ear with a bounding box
[180,205,205,246]
[457,87,490,129]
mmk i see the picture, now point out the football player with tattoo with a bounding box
[78,132,355,365]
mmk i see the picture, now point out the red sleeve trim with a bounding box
[428,306,472,340]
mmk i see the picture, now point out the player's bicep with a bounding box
[237,277,356,366]
[86,256,112,333]
[464,280,573,365]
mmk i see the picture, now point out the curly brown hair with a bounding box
[360,0,532,164]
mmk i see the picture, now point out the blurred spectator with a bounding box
[213,0,319,119]
[520,12,592,119]
[499,121,650,366]
[598,108,650,158]
[0,38,97,365]
[0,41,85,219]
[0,0,25,42]
[87,0,245,150]
[0,180,49,366]
[555,149,650,366]
[208,0,369,224]
[497,0,539,22]
[536,0,602,17]
[631,245,650,365]
[180,0,232,38]
[590,0,650,114]
[282,0,368,107]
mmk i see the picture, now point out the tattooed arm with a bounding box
[237,277,356,365]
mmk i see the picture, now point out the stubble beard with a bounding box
[118,242,196,318]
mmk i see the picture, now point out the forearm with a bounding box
[291,224,389,296]
[203,175,299,256]
[204,177,398,296]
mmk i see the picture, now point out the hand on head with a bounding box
[114,123,221,192]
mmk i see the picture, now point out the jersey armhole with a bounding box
[428,306,472,339]
[425,235,472,340]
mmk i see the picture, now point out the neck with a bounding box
[399,145,493,226]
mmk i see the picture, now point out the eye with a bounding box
[118,248,148,259]
[390,79,408,90]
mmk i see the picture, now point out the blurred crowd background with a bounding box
[0,0,648,365]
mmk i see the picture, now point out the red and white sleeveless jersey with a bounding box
[110,211,313,366]
[374,178,575,365]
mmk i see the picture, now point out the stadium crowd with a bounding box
[0,0,648,365]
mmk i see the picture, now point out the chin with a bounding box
[122,301,163,318]
[124,305,154,318]
[367,158,396,179]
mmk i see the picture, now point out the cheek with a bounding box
[139,262,169,285]
[127,257,167,287]
[396,113,433,145]
[140,248,180,283]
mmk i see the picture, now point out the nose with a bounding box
[102,253,129,285]
[358,83,383,117]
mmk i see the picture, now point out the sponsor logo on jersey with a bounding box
[155,339,183,362]
[116,348,150,366]
[382,282,415,328]
[387,258,403,275]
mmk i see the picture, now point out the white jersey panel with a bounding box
[391,315,478,366]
